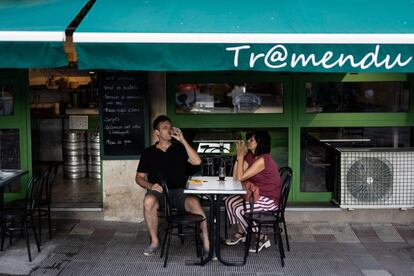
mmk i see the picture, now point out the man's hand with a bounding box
[171,127,185,143]
[151,183,163,193]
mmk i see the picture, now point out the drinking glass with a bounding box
[218,166,226,181]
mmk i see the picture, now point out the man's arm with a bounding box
[171,129,201,165]
[181,138,202,165]
[135,172,163,193]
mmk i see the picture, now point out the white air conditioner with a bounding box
[333,148,414,209]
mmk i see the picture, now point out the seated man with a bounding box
[135,115,210,256]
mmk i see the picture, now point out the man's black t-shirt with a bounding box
[137,142,189,190]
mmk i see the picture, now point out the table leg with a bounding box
[215,194,244,266]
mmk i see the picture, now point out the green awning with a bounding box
[0,0,88,68]
[74,0,414,72]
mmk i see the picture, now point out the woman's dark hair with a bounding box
[153,115,171,130]
[251,130,271,156]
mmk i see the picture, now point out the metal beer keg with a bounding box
[63,130,87,179]
[87,132,101,179]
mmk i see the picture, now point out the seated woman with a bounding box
[225,130,282,252]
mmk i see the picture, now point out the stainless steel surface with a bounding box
[87,132,101,179]
[63,143,86,151]
[63,165,88,172]
[65,155,87,163]
[88,155,101,162]
[63,130,86,142]
[63,131,87,179]
[63,170,87,179]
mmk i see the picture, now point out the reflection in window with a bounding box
[182,128,288,176]
[306,81,409,113]
[0,84,14,116]
[175,83,283,114]
[300,127,412,193]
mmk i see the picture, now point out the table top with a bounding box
[184,176,246,195]
[0,169,28,187]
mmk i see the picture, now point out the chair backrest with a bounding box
[45,162,59,202]
[159,178,172,218]
[201,155,235,177]
[278,167,290,182]
[278,167,293,215]
[24,171,45,213]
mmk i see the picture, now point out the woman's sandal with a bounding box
[249,235,271,253]
[225,232,246,246]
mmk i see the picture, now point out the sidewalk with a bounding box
[0,219,413,276]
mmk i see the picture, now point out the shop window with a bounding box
[300,127,412,192]
[0,129,20,192]
[182,128,288,176]
[175,82,283,114]
[305,81,409,113]
[0,84,14,116]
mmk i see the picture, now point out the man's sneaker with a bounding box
[143,245,158,256]
[249,237,271,253]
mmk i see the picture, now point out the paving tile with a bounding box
[350,224,382,243]
[361,269,392,276]
[313,234,338,242]
[372,224,405,242]
[334,225,361,243]
[53,219,81,231]
[309,223,336,235]
[351,255,383,270]
[89,228,116,243]
[394,225,414,245]
[373,255,414,276]
[69,223,95,236]
[341,243,371,257]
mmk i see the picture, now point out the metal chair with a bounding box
[278,166,293,251]
[0,171,43,261]
[242,167,293,267]
[158,179,206,267]
[37,162,59,244]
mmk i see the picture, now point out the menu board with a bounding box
[99,71,148,158]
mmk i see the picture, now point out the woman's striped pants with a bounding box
[225,195,278,233]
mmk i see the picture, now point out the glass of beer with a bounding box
[218,166,226,181]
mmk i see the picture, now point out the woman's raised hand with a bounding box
[236,140,247,157]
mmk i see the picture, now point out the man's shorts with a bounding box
[146,188,188,213]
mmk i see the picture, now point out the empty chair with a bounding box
[0,171,43,261]
[37,162,59,244]
[159,179,206,267]
[243,167,293,267]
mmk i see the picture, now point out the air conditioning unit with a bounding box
[333,148,414,209]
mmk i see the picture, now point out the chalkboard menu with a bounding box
[99,71,148,158]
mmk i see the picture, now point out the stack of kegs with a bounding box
[63,131,87,179]
[87,132,101,179]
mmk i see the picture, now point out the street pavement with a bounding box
[0,219,413,276]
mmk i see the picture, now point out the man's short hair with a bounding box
[153,115,172,130]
